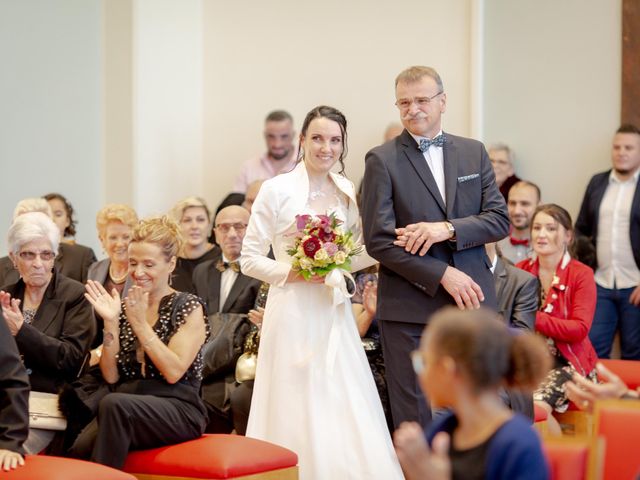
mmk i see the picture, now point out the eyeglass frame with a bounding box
[395,91,444,112]
[17,250,56,261]
[215,222,248,234]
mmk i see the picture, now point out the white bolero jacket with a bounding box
[240,161,376,287]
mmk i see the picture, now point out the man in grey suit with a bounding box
[192,205,261,434]
[361,66,509,429]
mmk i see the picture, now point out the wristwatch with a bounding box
[445,221,456,241]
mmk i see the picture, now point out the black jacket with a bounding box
[6,273,95,393]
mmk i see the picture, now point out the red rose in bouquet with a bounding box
[302,236,322,258]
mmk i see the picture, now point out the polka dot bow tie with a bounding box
[216,260,241,273]
[418,134,446,152]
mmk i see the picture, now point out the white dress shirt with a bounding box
[409,130,445,203]
[594,169,640,289]
[219,253,239,310]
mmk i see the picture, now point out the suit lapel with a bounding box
[208,263,222,313]
[222,274,250,312]
[400,132,446,214]
[443,134,459,217]
[32,299,62,333]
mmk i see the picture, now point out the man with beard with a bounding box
[576,124,640,360]
[361,65,509,430]
[497,181,541,264]
[232,110,298,193]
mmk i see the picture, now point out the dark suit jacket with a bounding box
[0,312,29,454]
[5,273,95,393]
[494,257,538,331]
[0,242,96,288]
[575,170,640,270]
[192,254,261,315]
[192,254,261,413]
[362,130,509,323]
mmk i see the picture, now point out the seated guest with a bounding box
[496,181,541,264]
[351,268,393,431]
[0,212,95,453]
[170,197,219,293]
[193,205,261,434]
[566,361,640,412]
[487,242,538,420]
[517,204,598,435]
[0,311,30,471]
[241,180,264,214]
[0,198,95,287]
[489,143,520,201]
[44,193,97,283]
[394,307,550,480]
[70,216,208,468]
[87,204,139,354]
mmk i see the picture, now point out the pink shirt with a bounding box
[232,148,299,193]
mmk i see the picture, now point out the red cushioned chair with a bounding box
[599,359,640,390]
[3,455,136,479]
[593,399,640,480]
[123,434,298,480]
[542,436,601,480]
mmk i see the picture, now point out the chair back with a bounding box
[598,359,640,390]
[542,436,601,480]
[594,399,640,480]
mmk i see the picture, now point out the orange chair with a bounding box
[593,399,640,480]
[3,455,136,479]
[123,434,298,480]
[542,436,601,480]
[599,359,640,390]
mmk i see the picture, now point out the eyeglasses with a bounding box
[18,250,56,261]
[410,350,425,375]
[215,223,248,234]
[395,92,443,112]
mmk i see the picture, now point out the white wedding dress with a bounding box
[241,163,403,480]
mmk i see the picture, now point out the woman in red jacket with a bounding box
[517,204,597,435]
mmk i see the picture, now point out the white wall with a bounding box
[482,0,621,218]
[203,0,473,209]
[0,0,102,254]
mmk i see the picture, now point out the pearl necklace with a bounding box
[109,264,128,284]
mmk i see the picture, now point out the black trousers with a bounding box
[70,392,205,468]
[378,319,431,430]
[204,380,253,435]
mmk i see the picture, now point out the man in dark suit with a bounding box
[193,205,261,434]
[487,241,538,420]
[362,66,509,429]
[575,124,640,360]
[0,311,29,470]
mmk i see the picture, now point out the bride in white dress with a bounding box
[241,106,404,480]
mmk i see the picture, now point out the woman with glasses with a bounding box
[0,212,95,454]
[170,197,219,293]
[394,308,550,480]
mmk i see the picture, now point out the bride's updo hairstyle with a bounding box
[298,105,348,175]
[424,307,551,393]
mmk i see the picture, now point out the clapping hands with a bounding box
[0,291,24,335]
[84,280,122,324]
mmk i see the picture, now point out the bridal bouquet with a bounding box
[286,212,362,280]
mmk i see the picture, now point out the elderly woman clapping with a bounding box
[0,212,95,453]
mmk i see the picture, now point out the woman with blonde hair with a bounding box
[70,216,209,468]
[170,197,219,292]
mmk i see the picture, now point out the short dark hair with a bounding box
[617,124,640,135]
[265,110,293,124]
[43,192,76,237]
[510,180,541,203]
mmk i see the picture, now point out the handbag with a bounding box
[29,391,67,431]
[235,326,260,383]
[202,313,251,377]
